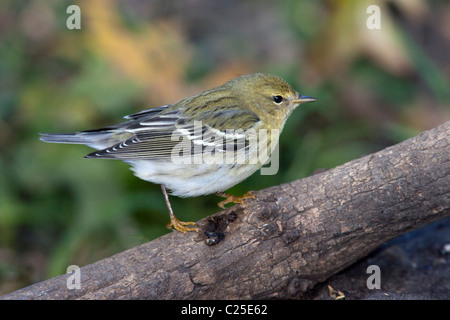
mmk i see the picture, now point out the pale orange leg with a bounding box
[216,191,256,209]
[161,184,199,234]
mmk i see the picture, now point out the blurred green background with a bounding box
[0,0,449,295]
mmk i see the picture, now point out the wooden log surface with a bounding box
[1,121,449,300]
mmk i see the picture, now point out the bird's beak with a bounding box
[292,94,317,104]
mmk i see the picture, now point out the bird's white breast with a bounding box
[127,160,261,197]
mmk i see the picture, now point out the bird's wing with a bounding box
[122,104,171,120]
[85,106,261,161]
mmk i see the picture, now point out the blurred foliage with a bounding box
[0,0,449,294]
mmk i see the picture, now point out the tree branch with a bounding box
[2,121,449,300]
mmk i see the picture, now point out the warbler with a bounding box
[40,73,316,233]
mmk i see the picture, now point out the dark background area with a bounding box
[0,0,449,296]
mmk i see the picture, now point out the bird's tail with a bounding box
[39,130,120,150]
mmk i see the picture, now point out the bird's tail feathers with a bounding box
[39,130,117,150]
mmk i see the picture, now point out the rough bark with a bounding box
[2,121,449,300]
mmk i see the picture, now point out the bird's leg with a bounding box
[161,184,199,233]
[216,191,256,209]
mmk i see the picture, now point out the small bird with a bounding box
[40,73,316,233]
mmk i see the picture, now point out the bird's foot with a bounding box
[216,191,256,209]
[166,217,199,234]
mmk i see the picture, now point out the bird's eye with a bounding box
[273,95,283,104]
